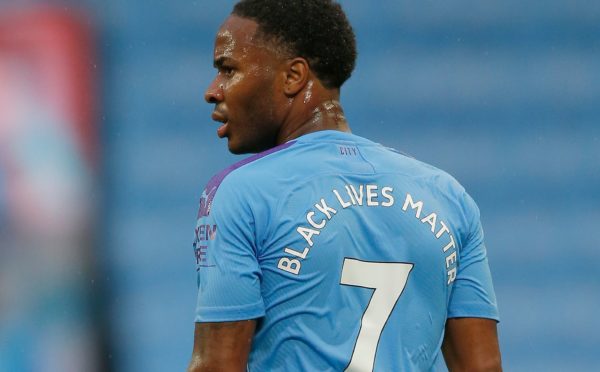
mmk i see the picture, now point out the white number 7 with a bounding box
[340,258,414,372]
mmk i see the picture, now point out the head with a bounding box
[204,0,357,154]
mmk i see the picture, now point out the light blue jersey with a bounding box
[193,130,499,371]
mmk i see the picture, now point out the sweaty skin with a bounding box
[191,14,502,372]
[442,318,502,371]
[204,15,350,154]
[188,320,255,372]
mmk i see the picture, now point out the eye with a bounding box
[220,66,235,77]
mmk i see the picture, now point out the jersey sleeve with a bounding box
[447,192,500,321]
[193,178,265,322]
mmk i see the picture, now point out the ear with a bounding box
[283,57,310,96]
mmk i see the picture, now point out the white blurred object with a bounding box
[0,56,92,240]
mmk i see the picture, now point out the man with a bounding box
[189,1,502,371]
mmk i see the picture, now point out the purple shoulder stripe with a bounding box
[197,141,296,218]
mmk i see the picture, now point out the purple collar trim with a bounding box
[197,141,296,218]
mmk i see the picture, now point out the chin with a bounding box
[226,135,275,155]
[227,139,252,155]
[228,147,247,155]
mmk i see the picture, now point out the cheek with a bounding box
[228,73,243,88]
[223,68,281,127]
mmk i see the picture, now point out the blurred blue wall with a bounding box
[93,1,600,371]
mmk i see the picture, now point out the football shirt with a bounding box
[193,130,498,371]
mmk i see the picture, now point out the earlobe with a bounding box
[284,58,310,96]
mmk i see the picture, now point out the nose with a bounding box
[205,78,223,104]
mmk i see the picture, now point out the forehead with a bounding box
[214,15,263,58]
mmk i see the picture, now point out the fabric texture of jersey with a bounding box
[193,130,499,371]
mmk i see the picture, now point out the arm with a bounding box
[442,317,502,372]
[188,320,256,372]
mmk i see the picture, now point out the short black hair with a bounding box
[232,0,357,89]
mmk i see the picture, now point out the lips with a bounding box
[217,123,228,138]
[211,110,229,138]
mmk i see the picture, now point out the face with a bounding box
[205,16,288,154]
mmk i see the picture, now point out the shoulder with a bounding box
[408,156,482,229]
[383,145,479,218]
[198,141,298,218]
[385,145,466,194]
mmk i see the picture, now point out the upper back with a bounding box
[195,130,495,371]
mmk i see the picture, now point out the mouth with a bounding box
[211,111,229,138]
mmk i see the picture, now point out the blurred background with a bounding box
[0,0,598,371]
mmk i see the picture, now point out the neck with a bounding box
[277,98,351,144]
